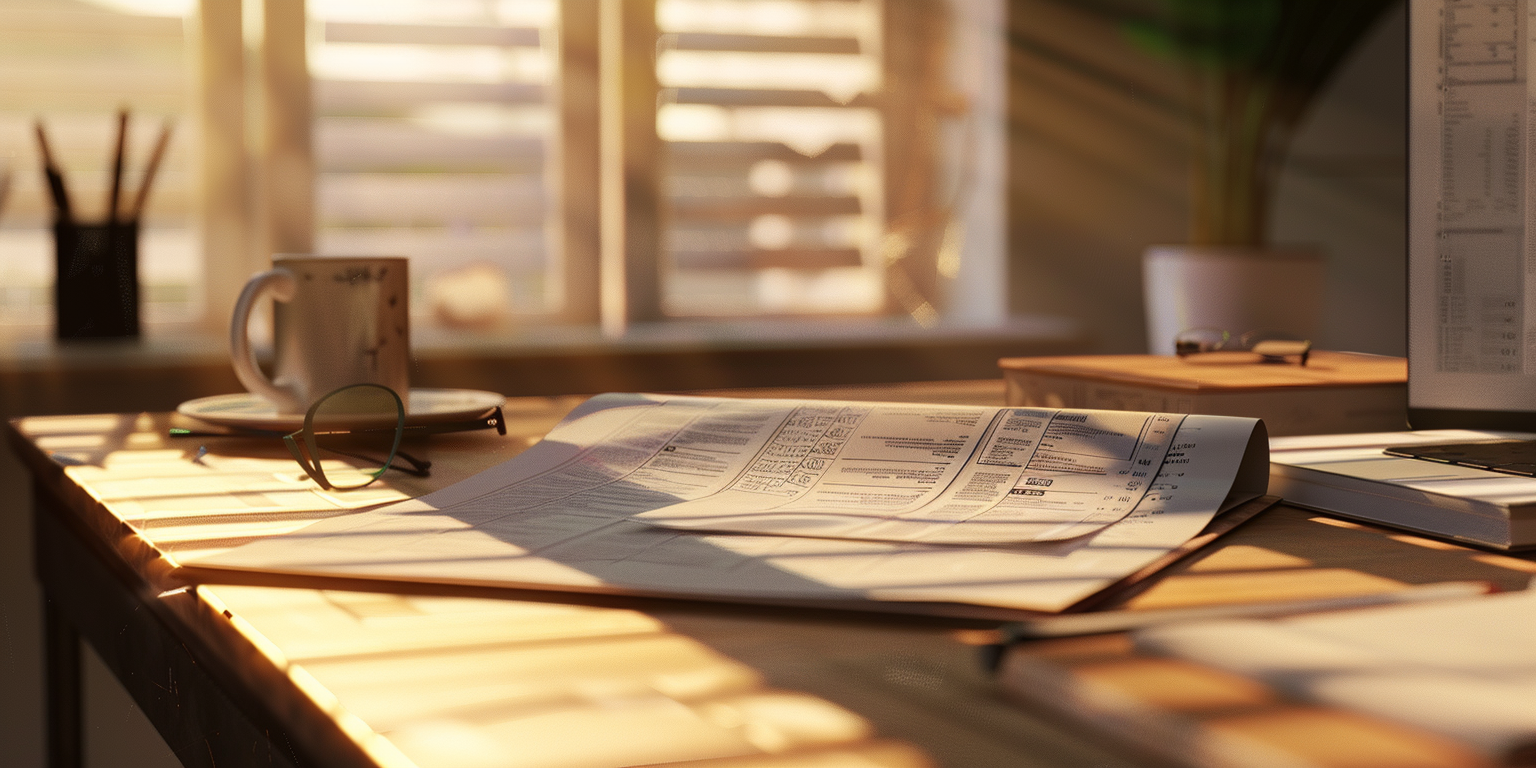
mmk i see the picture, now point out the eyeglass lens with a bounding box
[301,384,405,490]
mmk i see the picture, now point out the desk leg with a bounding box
[44,597,83,768]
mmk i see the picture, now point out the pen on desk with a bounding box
[128,119,173,221]
[108,109,128,224]
[982,580,1497,669]
[34,120,71,223]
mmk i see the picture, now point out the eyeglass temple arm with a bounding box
[170,426,287,438]
[398,407,506,436]
[326,408,505,438]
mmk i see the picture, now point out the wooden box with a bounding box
[999,352,1407,436]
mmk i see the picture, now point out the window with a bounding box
[655,0,886,317]
[0,0,200,329]
[0,0,1005,338]
[309,0,561,328]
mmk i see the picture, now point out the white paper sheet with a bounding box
[193,395,1266,615]
[381,394,1192,545]
[1137,587,1536,758]
[619,397,1186,543]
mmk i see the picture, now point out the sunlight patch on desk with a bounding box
[381,720,504,768]
[708,692,872,749]
[16,414,128,434]
[36,433,108,450]
[1471,554,1536,573]
[1309,516,1377,531]
[393,700,759,768]
[283,664,418,768]
[116,492,362,518]
[1074,658,1275,713]
[1181,544,1315,573]
[125,431,166,448]
[1207,707,1490,768]
[1387,534,1468,551]
[144,519,335,545]
[190,578,923,768]
[205,585,666,663]
[1123,568,1409,610]
[87,473,328,500]
[103,448,192,466]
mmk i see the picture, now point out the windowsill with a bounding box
[413,314,1083,356]
[0,314,1083,370]
[0,314,1087,404]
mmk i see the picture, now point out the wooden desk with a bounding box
[10,380,1534,768]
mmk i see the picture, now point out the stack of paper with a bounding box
[1270,430,1536,549]
[190,394,1270,617]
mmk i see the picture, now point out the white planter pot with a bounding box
[1143,245,1325,355]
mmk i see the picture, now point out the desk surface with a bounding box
[11,380,1536,768]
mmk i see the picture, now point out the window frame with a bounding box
[196,0,1007,339]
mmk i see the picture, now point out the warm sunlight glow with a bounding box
[410,104,549,137]
[657,51,877,104]
[311,43,549,84]
[657,0,873,38]
[747,159,794,197]
[35,434,108,450]
[311,0,555,27]
[17,414,129,434]
[657,106,878,158]
[707,693,871,750]
[755,268,881,313]
[748,214,794,250]
[78,0,190,16]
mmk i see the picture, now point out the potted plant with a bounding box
[1109,0,1398,352]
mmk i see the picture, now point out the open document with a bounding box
[630,398,1184,544]
[191,395,1269,615]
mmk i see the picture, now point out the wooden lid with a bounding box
[997,351,1406,393]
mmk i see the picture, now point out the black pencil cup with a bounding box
[54,220,140,339]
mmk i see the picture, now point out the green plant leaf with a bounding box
[1120,0,1284,68]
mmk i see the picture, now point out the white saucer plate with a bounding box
[177,389,507,432]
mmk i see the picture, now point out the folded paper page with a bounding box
[631,398,1185,543]
[191,394,1269,616]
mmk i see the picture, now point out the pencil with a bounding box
[128,119,173,221]
[108,109,128,224]
[33,120,72,223]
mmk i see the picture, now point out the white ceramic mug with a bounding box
[230,256,411,414]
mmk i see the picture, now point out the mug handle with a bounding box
[229,268,301,413]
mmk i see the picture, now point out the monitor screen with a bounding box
[1409,0,1536,429]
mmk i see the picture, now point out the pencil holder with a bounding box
[54,220,140,339]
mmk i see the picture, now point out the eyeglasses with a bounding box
[171,383,506,490]
[1174,329,1312,366]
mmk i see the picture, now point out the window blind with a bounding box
[309,0,558,328]
[655,0,886,317]
[0,0,197,328]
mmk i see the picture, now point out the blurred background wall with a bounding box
[1008,0,1407,355]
